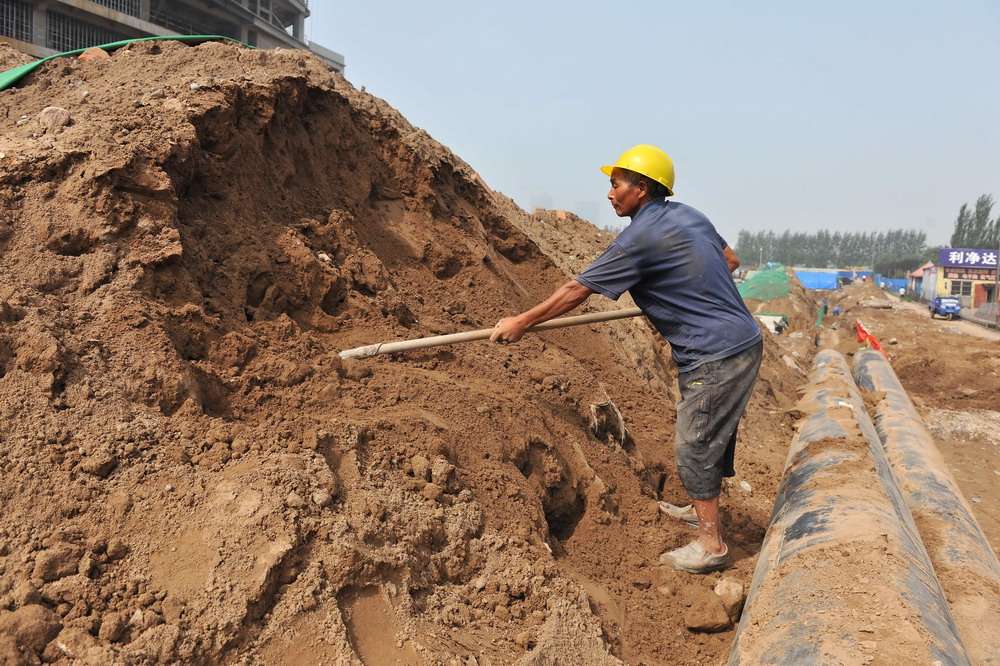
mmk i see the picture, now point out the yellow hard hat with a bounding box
[601,144,675,196]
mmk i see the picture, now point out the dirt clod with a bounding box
[97,613,126,643]
[10,582,41,608]
[421,482,445,502]
[31,545,80,583]
[410,454,432,481]
[311,490,333,507]
[682,586,732,633]
[51,627,98,659]
[0,605,62,653]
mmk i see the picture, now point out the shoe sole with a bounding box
[670,560,728,574]
[659,503,700,528]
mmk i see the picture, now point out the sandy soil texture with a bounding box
[0,40,798,665]
[0,40,996,665]
[0,44,34,72]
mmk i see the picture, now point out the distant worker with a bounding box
[832,305,842,317]
[898,287,905,298]
[491,145,761,574]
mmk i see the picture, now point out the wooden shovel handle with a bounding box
[339,307,644,359]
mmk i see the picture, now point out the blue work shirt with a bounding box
[576,198,760,372]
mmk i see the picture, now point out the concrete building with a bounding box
[907,261,934,300]
[920,248,999,308]
[0,0,343,72]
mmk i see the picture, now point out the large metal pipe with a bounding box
[729,350,970,665]
[854,349,1000,664]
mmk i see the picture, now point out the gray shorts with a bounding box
[675,340,763,500]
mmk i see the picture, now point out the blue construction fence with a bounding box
[792,269,910,293]
[877,277,908,293]
[795,271,839,290]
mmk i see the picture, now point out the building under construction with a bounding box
[0,0,343,71]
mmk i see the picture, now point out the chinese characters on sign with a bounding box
[944,268,997,281]
[940,248,999,268]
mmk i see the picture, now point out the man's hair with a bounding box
[621,168,671,199]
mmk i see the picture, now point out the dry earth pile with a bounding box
[0,44,33,72]
[741,266,823,333]
[0,41,807,665]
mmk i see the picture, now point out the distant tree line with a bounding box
[951,194,999,249]
[733,229,927,276]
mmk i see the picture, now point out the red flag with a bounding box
[855,320,889,360]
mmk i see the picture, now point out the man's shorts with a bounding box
[675,339,763,500]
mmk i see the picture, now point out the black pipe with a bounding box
[729,350,970,665]
[854,349,1000,665]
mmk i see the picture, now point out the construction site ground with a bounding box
[0,40,997,665]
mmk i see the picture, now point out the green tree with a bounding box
[968,195,994,247]
[951,203,971,247]
[733,228,927,268]
[949,195,998,248]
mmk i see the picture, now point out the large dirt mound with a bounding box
[741,267,821,332]
[0,43,33,72]
[0,41,798,664]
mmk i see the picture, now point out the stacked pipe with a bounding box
[854,349,1000,664]
[728,350,970,665]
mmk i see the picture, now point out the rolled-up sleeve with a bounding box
[575,242,641,301]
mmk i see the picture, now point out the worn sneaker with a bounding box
[660,540,729,574]
[658,501,699,527]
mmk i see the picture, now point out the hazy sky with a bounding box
[307,2,999,246]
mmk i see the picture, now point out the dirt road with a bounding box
[892,297,1000,342]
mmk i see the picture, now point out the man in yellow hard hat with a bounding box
[491,145,761,574]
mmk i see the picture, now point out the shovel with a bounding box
[339,307,644,359]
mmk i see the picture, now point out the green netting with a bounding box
[0,35,251,92]
[738,265,792,301]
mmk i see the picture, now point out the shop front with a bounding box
[929,248,999,308]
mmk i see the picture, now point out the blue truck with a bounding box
[929,296,961,320]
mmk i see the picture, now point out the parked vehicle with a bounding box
[929,297,961,320]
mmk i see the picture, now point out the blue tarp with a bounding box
[794,271,839,290]
[836,270,873,282]
[879,278,908,292]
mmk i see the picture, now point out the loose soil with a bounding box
[0,40,995,665]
